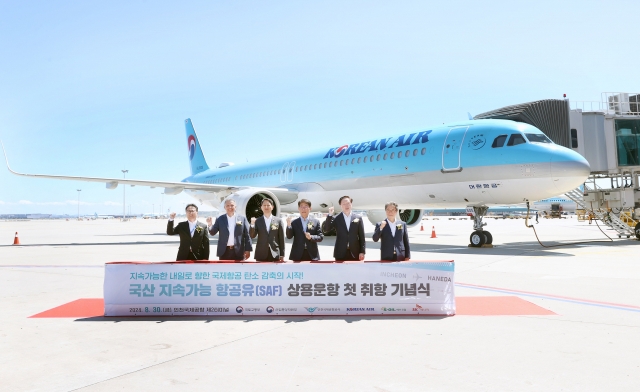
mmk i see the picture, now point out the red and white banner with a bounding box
[104,261,455,316]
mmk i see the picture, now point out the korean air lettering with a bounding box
[322,130,432,159]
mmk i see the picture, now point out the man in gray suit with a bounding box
[206,199,252,261]
[249,198,285,262]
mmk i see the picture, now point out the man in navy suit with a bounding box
[166,204,210,261]
[322,195,366,261]
[250,198,285,262]
[206,199,252,260]
[286,199,323,261]
[372,201,411,261]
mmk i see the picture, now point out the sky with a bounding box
[1,0,639,215]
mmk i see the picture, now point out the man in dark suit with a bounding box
[322,195,366,261]
[249,198,285,262]
[166,204,210,261]
[206,199,252,261]
[372,201,411,261]
[286,199,323,261]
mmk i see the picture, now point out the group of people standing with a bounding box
[166,196,411,262]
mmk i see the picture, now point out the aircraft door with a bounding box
[441,126,469,172]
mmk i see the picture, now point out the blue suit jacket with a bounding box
[209,214,253,259]
[286,217,323,261]
[372,220,411,261]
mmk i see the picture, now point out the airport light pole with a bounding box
[122,170,128,221]
[77,189,81,220]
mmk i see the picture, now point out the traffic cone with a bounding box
[420,223,424,231]
[13,232,20,245]
[430,226,437,238]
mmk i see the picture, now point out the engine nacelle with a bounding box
[220,189,281,221]
[366,209,424,228]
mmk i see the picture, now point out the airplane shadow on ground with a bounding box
[408,238,639,257]
[74,315,448,323]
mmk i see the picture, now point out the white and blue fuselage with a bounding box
[182,119,589,214]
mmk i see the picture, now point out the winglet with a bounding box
[467,112,473,120]
[1,141,19,175]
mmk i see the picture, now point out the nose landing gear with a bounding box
[469,206,493,247]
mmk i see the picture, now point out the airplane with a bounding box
[2,118,590,247]
[532,196,576,214]
[91,213,114,220]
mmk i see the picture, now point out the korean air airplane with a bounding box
[2,118,590,247]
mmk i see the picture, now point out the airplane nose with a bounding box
[550,148,591,193]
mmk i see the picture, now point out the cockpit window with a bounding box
[525,133,552,143]
[507,134,526,146]
[492,135,507,148]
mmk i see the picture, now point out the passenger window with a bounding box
[364,156,368,163]
[345,159,349,166]
[507,134,526,146]
[383,153,388,160]
[421,148,426,155]
[390,152,395,159]
[413,149,417,156]
[351,158,355,164]
[492,135,507,148]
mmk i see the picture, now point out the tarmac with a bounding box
[1,216,639,391]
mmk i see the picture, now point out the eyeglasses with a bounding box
[186,209,197,213]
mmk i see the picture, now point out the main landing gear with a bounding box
[469,206,493,247]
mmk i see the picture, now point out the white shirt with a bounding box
[188,220,197,238]
[343,212,352,231]
[264,215,272,233]
[386,219,396,237]
[226,214,236,246]
[300,215,309,232]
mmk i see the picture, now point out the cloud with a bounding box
[18,200,33,205]
[0,200,5,205]
[103,201,121,206]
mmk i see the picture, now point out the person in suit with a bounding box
[286,199,323,261]
[166,204,210,261]
[249,198,285,262]
[206,199,252,261]
[322,195,366,261]
[372,201,411,261]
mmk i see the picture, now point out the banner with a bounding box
[104,261,455,316]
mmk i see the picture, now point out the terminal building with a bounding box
[474,92,640,239]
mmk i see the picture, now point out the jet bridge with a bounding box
[475,93,640,239]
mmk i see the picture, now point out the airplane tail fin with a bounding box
[184,119,210,176]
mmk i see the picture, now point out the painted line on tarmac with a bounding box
[457,282,640,313]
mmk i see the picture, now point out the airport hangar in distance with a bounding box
[2,117,590,247]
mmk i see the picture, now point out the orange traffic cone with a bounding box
[430,226,437,238]
[420,223,424,231]
[13,232,20,245]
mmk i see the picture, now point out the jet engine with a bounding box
[366,209,424,228]
[220,189,281,221]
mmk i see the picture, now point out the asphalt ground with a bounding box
[1,216,639,391]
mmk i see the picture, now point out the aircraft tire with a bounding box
[483,231,493,245]
[635,222,640,240]
[469,231,485,247]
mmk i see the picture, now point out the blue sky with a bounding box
[1,0,638,215]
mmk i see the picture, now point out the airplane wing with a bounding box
[2,142,296,199]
